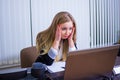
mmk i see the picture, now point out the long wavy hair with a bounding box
[36,11,77,61]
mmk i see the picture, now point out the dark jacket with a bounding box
[35,43,77,66]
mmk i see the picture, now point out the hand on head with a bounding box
[52,25,61,50]
[68,27,74,41]
[68,27,75,48]
[54,25,61,43]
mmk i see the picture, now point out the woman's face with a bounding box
[60,21,74,39]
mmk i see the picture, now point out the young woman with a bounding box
[35,11,77,66]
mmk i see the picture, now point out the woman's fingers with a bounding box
[55,25,61,42]
[68,27,75,40]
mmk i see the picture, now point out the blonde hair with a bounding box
[36,11,77,61]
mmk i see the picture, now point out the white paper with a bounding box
[47,61,65,73]
[113,65,120,75]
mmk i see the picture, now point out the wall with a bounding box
[31,0,90,49]
[0,0,90,67]
[0,0,31,67]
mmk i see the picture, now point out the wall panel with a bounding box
[0,0,31,68]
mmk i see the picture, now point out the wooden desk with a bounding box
[46,57,120,80]
[46,71,64,80]
[46,72,120,80]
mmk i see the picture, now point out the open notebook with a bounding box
[47,61,65,73]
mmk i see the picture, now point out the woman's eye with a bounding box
[62,28,66,30]
[69,28,73,30]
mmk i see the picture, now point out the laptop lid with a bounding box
[64,45,119,80]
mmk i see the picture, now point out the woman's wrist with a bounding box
[48,47,58,59]
[68,39,74,48]
[52,40,60,50]
[69,46,76,51]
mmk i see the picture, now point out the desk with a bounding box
[46,71,120,80]
[45,57,120,80]
[46,71,64,80]
[0,68,27,80]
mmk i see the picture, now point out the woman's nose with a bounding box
[65,30,70,35]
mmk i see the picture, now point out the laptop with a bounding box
[64,44,120,80]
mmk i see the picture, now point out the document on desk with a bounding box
[113,65,120,75]
[47,61,65,73]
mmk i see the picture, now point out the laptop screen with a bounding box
[64,44,120,80]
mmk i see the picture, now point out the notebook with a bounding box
[47,61,65,73]
[64,44,120,80]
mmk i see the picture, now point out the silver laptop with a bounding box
[64,44,120,80]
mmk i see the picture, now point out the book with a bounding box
[47,61,65,73]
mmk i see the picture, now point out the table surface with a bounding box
[1,57,120,80]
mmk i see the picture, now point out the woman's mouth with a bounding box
[64,36,68,38]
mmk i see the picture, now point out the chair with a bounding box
[0,46,36,79]
[20,46,39,68]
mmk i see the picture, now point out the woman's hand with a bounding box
[52,25,61,50]
[68,27,74,41]
[68,27,75,48]
[55,25,61,42]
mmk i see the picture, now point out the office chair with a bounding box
[20,46,38,68]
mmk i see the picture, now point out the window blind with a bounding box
[0,0,31,68]
[89,0,120,48]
